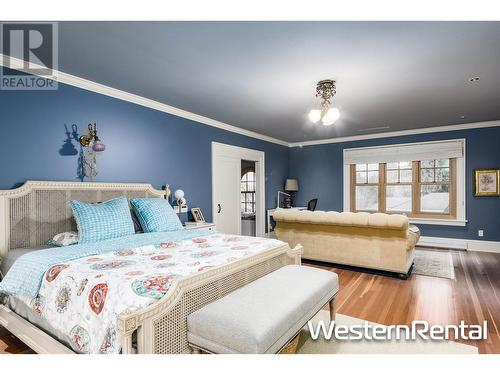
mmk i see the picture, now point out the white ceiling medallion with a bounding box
[308,79,340,126]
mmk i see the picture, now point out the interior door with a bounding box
[212,154,241,235]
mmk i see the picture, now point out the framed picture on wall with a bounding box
[474,168,500,196]
[191,207,206,223]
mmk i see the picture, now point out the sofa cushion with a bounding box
[187,265,339,354]
[273,209,408,230]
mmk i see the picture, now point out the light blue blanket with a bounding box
[0,228,213,299]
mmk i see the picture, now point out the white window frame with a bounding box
[343,139,467,226]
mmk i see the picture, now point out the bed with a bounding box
[0,181,302,354]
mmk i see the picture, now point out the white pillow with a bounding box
[48,231,79,247]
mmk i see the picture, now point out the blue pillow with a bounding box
[69,197,135,244]
[130,198,183,233]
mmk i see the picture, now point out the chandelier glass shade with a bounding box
[308,79,340,126]
[308,109,322,123]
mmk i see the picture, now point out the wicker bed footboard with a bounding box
[117,243,302,354]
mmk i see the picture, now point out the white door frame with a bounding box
[211,142,265,237]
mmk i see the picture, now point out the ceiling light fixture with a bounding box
[308,79,340,126]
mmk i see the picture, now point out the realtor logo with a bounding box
[1,22,58,90]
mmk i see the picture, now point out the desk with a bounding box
[266,207,307,234]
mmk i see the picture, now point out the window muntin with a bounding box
[353,163,380,211]
[356,163,379,183]
[386,161,412,212]
[351,159,455,218]
[386,161,412,183]
[241,171,256,214]
[419,159,451,214]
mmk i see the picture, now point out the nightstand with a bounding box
[183,222,216,232]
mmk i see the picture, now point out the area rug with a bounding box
[296,310,477,354]
[412,249,455,279]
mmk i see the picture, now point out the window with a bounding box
[350,159,456,219]
[386,161,413,212]
[241,171,256,214]
[353,163,379,211]
[419,159,452,214]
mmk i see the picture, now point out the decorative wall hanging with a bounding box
[79,123,106,180]
[474,168,500,196]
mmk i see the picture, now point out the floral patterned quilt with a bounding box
[11,233,283,354]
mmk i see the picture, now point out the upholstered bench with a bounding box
[187,265,339,354]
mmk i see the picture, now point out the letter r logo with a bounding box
[1,22,58,76]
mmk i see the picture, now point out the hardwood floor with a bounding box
[1,247,499,354]
[0,325,33,354]
[310,248,500,354]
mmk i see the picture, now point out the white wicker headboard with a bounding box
[0,181,166,257]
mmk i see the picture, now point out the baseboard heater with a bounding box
[418,236,500,253]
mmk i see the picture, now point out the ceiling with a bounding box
[57,21,500,143]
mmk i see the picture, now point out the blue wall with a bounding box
[2,68,499,241]
[0,73,289,223]
[289,126,500,241]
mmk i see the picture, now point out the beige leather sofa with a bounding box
[273,209,420,277]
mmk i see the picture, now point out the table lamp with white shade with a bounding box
[285,179,299,192]
[284,179,299,208]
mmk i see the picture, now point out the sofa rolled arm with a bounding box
[406,225,421,251]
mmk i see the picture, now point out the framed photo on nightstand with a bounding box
[191,207,206,223]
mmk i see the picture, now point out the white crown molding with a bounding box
[0,54,289,147]
[3,53,500,149]
[289,120,500,147]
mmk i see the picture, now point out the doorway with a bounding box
[212,142,265,237]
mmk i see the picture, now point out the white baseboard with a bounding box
[466,239,500,253]
[418,236,500,253]
[418,236,467,250]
